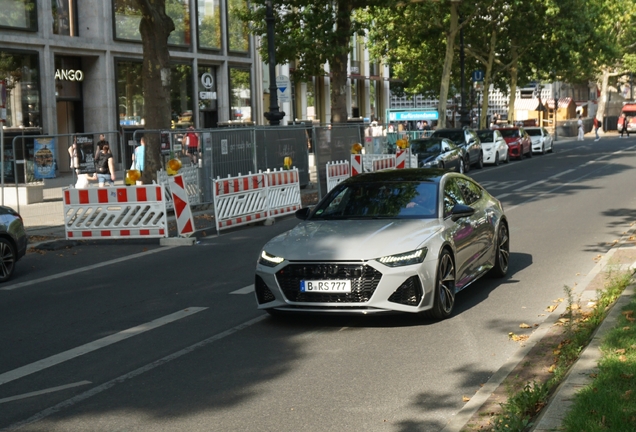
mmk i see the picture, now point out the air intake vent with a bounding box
[255,275,275,304]
[388,276,423,306]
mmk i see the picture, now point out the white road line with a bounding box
[0,247,176,291]
[230,284,254,294]
[0,381,92,405]
[5,315,267,431]
[0,307,207,386]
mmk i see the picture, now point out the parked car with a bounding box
[498,127,532,160]
[477,129,509,165]
[430,128,483,172]
[618,103,636,133]
[525,127,554,154]
[255,169,509,320]
[0,206,28,282]
[409,137,466,173]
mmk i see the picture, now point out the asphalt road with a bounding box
[1,135,636,431]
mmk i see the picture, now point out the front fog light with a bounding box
[378,248,427,267]
[259,250,284,267]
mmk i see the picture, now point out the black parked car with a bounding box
[410,137,466,173]
[431,128,483,172]
[0,206,28,282]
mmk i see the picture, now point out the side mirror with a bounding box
[451,204,475,221]
[295,207,311,220]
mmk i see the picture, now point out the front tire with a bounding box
[464,156,471,173]
[475,152,484,169]
[0,238,16,283]
[426,250,456,320]
[526,146,533,158]
[494,153,500,166]
[490,223,510,278]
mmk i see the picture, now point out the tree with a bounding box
[133,0,174,184]
[240,0,389,124]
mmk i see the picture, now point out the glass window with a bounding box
[227,0,248,52]
[456,179,482,205]
[116,60,144,125]
[0,50,41,128]
[0,0,37,30]
[229,67,251,121]
[443,178,464,217]
[114,0,191,46]
[171,63,194,127]
[197,0,221,50]
[52,0,77,36]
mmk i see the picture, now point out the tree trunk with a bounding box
[596,68,610,127]
[330,1,353,124]
[480,29,497,129]
[136,0,174,184]
[507,46,518,124]
[438,2,459,129]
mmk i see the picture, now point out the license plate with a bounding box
[300,280,351,293]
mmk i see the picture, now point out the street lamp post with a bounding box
[459,23,470,128]
[263,0,285,126]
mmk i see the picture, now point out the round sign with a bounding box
[201,73,214,89]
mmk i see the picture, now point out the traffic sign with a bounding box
[276,75,291,103]
[472,70,484,82]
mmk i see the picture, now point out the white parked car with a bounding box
[525,127,554,154]
[476,129,509,165]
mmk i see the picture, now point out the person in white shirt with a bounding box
[577,115,584,141]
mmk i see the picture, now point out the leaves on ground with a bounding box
[519,323,532,328]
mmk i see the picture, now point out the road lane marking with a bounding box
[0,381,92,405]
[230,284,254,294]
[0,307,207,386]
[0,247,176,291]
[5,315,267,431]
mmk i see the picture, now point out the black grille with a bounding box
[255,275,276,304]
[276,263,382,303]
[388,276,423,306]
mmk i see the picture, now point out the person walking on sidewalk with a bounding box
[132,136,146,174]
[94,143,115,187]
[184,126,200,165]
[619,113,630,138]
[577,115,584,141]
[593,116,601,141]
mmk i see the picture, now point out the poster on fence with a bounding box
[33,138,57,179]
[75,134,96,174]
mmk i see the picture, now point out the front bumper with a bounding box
[508,144,521,158]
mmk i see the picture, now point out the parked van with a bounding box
[618,103,636,133]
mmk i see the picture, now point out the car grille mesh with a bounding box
[276,264,382,303]
[388,276,423,306]
[255,275,276,304]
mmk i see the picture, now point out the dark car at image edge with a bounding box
[0,206,28,282]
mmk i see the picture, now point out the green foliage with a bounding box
[228,0,249,52]
[492,382,549,432]
[198,4,222,49]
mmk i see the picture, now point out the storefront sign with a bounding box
[199,91,217,100]
[55,69,84,82]
[388,110,439,121]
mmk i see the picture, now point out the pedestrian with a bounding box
[96,133,109,153]
[619,113,630,138]
[68,137,84,175]
[593,117,601,141]
[184,126,200,165]
[132,136,146,173]
[577,115,584,141]
[94,143,115,187]
[75,173,97,188]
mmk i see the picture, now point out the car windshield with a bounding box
[477,130,494,142]
[499,129,520,138]
[311,181,439,220]
[432,130,464,144]
[525,129,542,136]
[410,139,443,155]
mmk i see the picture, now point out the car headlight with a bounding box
[422,161,439,168]
[259,250,285,267]
[377,247,428,267]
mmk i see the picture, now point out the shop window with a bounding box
[171,63,194,127]
[113,0,191,46]
[229,67,251,121]
[227,0,248,53]
[116,60,144,125]
[52,0,77,36]
[0,51,41,128]
[0,0,37,31]
[197,0,221,50]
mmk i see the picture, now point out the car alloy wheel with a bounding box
[527,146,533,158]
[0,238,16,282]
[490,223,510,278]
[541,144,545,155]
[476,152,484,169]
[428,250,456,320]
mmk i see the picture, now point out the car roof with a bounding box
[497,126,520,130]
[345,168,446,184]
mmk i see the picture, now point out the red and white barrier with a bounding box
[266,168,302,217]
[213,172,268,232]
[326,160,350,192]
[63,185,168,239]
[168,174,196,237]
[351,154,363,176]
[372,157,396,171]
[396,149,418,169]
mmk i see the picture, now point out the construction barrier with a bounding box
[63,185,168,240]
[168,174,196,237]
[213,172,269,232]
[372,157,396,171]
[266,168,302,217]
[157,166,201,210]
[351,154,363,176]
[396,149,418,169]
[326,160,350,192]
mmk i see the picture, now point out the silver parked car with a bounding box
[255,169,509,320]
[0,206,28,282]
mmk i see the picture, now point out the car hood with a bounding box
[529,136,542,143]
[503,137,519,144]
[418,153,440,164]
[263,219,442,261]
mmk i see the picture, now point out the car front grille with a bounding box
[276,263,382,303]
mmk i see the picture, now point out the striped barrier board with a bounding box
[396,149,418,169]
[266,168,301,218]
[63,185,168,240]
[351,154,362,176]
[372,156,396,171]
[168,174,196,237]
[213,172,268,232]
[325,160,350,192]
[157,166,200,210]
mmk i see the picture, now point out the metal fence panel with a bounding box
[314,125,361,199]
[254,126,310,187]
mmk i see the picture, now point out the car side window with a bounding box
[441,141,450,152]
[443,178,465,217]
[456,179,483,205]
